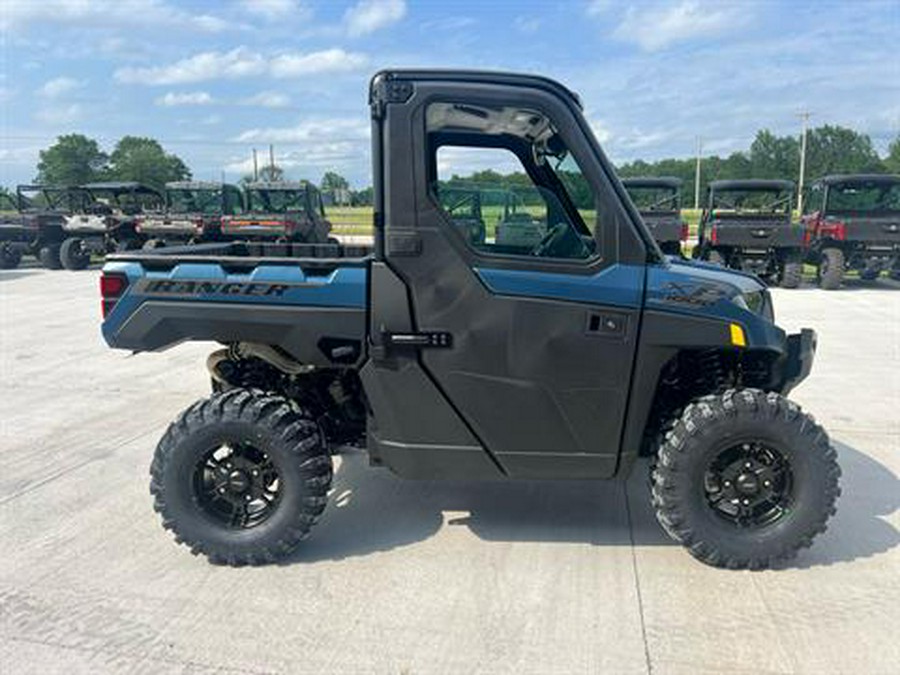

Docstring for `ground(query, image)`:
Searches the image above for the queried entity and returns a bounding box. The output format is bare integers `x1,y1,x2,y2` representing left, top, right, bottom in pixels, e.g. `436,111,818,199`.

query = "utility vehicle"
100,70,839,569
61,182,163,269
0,185,83,269
137,181,245,248
495,189,547,249
621,177,687,256
802,174,900,288
436,186,487,245
695,180,804,288
221,181,332,243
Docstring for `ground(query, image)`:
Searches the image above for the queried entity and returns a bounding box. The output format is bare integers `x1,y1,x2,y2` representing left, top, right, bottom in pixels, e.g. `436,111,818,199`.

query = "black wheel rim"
704,441,794,528
192,442,282,529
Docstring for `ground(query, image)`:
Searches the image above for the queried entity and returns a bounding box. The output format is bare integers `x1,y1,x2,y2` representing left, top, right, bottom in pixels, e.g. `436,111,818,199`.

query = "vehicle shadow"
288,437,898,568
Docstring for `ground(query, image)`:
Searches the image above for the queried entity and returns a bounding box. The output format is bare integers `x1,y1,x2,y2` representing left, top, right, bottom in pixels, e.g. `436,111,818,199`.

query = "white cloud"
514,17,540,34
586,0,613,17
239,0,310,20
612,1,745,51
115,47,367,85
589,119,612,145
36,103,83,125
344,0,406,37
38,77,81,98
115,48,267,85
270,49,368,78
241,91,292,108
1,0,229,33
233,118,369,144
156,91,215,106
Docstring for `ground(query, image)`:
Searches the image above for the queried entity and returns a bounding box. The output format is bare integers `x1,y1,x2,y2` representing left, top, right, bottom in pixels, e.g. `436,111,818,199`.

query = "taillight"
680,221,689,241
822,218,846,241
195,217,205,234
709,225,718,244
100,272,128,318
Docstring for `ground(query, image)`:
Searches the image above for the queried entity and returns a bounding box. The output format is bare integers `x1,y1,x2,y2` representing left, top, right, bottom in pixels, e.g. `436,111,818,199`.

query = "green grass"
326,206,800,241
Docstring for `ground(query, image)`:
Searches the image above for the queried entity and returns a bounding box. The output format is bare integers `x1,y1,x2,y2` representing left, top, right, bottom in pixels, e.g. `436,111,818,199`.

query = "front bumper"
781,328,817,394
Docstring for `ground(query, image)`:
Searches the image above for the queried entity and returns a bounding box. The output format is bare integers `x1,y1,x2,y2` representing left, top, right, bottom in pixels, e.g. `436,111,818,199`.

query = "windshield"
826,181,900,213
625,185,679,212
438,188,481,219
711,188,791,215
168,189,222,215
246,189,306,213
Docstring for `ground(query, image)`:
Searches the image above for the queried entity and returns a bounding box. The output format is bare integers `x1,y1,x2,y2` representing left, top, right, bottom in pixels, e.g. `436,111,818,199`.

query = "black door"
373,76,648,479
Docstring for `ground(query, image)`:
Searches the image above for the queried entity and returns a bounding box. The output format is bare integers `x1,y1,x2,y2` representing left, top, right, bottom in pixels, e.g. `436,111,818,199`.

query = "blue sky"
1,0,898,188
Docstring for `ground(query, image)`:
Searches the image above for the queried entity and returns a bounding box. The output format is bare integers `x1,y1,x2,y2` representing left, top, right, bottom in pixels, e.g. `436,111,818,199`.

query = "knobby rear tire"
150,388,332,566
818,247,844,290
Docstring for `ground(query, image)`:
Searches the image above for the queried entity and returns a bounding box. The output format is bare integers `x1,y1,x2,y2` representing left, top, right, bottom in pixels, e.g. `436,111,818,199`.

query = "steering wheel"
531,222,568,257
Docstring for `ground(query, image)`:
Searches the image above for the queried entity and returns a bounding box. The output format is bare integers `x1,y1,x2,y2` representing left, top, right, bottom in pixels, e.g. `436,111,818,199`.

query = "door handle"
383,331,453,348
586,312,627,337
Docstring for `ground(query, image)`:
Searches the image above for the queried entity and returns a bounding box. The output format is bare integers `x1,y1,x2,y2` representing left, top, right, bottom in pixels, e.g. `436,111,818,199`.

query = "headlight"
732,290,772,319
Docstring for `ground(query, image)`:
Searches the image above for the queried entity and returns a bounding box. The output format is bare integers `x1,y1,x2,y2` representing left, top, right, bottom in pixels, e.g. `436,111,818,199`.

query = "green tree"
36,134,107,185
320,171,349,192
804,125,884,179
749,130,799,180
884,134,900,174
106,136,190,190
240,164,287,185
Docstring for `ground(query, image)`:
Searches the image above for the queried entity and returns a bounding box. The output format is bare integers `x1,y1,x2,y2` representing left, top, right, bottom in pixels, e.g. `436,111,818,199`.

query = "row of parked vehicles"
623,173,900,289
0,180,334,270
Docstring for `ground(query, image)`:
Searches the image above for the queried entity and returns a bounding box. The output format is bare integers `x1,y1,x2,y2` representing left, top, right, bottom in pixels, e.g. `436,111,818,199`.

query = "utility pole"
252,148,258,181
797,111,812,214
693,136,702,210
269,144,275,176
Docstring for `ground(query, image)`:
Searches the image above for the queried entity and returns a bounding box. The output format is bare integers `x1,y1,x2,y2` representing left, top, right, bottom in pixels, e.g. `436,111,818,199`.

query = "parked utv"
622,177,687,256
100,70,839,570
802,174,900,288
495,189,547,249
137,181,244,248
61,182,163,269
436,186,487,245
694,179,804,288
221,181,332,243
0,185,82,269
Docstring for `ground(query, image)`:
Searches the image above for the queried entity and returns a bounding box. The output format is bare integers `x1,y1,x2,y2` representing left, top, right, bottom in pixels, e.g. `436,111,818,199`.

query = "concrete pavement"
0,266,897,674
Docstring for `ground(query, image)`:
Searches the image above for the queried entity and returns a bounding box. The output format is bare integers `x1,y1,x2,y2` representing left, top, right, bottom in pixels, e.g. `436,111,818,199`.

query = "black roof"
166,181,226,190
244,181,313,191
817,174,900,186
371,69,582,109
17,184,83,192
621,176,682,189
82,181,161,194
709,179,794,191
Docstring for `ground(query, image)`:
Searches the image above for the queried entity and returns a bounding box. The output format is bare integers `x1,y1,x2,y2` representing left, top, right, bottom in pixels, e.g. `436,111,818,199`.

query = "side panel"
102,260,368,366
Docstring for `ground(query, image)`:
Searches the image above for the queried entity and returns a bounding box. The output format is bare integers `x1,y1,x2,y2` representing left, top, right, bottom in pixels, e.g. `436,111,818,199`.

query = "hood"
646,256,766,319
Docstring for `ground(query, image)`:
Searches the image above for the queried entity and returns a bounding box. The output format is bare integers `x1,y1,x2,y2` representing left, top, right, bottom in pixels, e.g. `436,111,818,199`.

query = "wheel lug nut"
218,487,225,494
742,499,750,505
724,481,731,487
252,470,259,476
744,462,752,469
763,480,771,487
244,495,251,501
